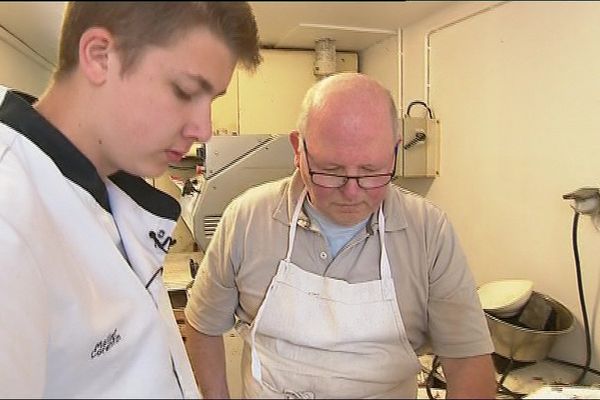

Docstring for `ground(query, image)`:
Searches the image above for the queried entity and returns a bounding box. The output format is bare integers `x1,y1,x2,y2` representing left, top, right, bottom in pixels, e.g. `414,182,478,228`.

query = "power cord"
424,355,526,399
545,211,591,385
424,195,596,397
406,100,434,119
570,211,592,384
547,357,600,378
425,355,444,400
494,210,593,388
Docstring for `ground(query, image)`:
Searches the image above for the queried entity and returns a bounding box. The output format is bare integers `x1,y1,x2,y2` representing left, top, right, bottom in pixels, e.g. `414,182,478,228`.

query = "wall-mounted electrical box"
398,101,441,178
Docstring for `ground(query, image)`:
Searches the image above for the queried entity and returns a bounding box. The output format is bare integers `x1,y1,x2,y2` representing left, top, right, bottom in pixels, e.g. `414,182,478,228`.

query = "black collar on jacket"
0,89,179,221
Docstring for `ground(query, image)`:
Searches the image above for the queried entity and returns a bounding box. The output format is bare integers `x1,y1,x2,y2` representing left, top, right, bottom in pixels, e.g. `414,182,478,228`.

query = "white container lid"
478,279,533,317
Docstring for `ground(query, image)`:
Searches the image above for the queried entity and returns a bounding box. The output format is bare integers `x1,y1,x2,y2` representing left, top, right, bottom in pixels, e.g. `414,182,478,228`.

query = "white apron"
237,190,421,399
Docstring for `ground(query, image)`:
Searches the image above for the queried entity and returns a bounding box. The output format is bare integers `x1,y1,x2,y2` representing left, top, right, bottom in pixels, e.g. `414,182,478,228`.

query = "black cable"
496,383,526,399
498,357,515,388
547,357,600,378
406,100,434,119
494,357,529,399
425,355,442,400
570,211,592,385
423,212,593,396
424,354,528,399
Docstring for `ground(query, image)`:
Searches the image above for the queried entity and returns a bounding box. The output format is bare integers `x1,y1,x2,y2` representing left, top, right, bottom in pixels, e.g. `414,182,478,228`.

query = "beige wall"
0,28,52,96
361,0,600,374
360,34,400,111
211,49,359,136
238,49,317,135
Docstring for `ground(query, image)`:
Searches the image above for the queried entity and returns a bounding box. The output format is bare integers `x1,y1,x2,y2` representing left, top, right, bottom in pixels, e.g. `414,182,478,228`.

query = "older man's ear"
289,130,302,169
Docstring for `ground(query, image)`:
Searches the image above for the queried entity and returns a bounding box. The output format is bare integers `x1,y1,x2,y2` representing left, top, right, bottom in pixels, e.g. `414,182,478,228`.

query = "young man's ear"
78,27,114,85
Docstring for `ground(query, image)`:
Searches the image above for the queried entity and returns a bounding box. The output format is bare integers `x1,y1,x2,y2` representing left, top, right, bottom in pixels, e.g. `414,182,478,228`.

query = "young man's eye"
173,85,192,101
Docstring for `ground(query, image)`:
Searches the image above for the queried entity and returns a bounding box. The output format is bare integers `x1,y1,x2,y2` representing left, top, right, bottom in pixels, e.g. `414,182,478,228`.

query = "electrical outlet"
563,187,600,215
400,116,440,178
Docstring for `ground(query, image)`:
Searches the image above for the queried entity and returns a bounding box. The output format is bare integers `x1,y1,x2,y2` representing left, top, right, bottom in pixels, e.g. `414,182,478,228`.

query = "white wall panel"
403,1,600,374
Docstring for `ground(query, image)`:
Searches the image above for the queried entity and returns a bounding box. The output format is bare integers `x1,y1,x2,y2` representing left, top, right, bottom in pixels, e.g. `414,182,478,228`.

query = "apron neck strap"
378,204,392,280
285,188,307,262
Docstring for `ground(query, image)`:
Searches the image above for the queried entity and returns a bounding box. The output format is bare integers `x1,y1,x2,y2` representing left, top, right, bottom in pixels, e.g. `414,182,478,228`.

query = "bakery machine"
179,134,295,252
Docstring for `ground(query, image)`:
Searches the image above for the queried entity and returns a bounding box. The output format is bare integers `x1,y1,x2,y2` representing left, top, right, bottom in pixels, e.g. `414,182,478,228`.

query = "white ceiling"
0,1,451,67
250,1,451,51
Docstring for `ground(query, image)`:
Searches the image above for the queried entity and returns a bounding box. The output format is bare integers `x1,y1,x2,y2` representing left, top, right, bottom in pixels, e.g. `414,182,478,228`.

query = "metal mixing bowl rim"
484,291,574,335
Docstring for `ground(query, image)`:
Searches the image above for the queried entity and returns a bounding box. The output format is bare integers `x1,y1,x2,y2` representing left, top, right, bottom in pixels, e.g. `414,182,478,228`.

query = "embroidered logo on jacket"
91,329,122,359
149,229,177,253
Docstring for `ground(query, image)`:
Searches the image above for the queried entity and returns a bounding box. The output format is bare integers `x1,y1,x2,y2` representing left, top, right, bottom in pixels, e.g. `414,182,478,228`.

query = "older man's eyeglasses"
302,139,397,189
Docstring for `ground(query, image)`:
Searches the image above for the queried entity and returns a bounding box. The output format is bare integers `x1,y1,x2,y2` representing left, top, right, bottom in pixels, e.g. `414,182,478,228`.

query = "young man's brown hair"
54,1,262,81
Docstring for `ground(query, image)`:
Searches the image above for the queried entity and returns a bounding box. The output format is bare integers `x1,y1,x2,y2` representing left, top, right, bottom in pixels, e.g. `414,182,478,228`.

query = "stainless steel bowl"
485,291,574,362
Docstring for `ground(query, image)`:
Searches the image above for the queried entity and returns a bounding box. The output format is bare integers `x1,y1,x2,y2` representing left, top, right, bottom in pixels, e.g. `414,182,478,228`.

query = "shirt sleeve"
184,198,241,335
0,219,49,397
426,213,494,358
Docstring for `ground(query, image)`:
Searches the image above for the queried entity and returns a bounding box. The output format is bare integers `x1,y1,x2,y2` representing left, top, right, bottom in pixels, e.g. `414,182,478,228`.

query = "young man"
184,73,497,399
0,2,260,398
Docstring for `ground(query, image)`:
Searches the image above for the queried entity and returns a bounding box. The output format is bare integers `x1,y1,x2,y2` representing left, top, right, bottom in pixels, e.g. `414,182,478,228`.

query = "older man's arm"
440,354,497,399
184,322,230,399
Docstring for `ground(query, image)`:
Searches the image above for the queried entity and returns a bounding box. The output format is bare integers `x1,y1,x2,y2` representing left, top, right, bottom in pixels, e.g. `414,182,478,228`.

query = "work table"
417,353,600,399
163,251,202,293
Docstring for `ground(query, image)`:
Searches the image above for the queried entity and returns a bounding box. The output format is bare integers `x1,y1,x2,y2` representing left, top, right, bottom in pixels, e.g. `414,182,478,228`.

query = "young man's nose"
183,104,213,142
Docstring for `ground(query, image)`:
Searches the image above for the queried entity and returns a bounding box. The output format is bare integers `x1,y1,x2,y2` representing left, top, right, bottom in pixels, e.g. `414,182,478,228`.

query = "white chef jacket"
0,87,199,398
